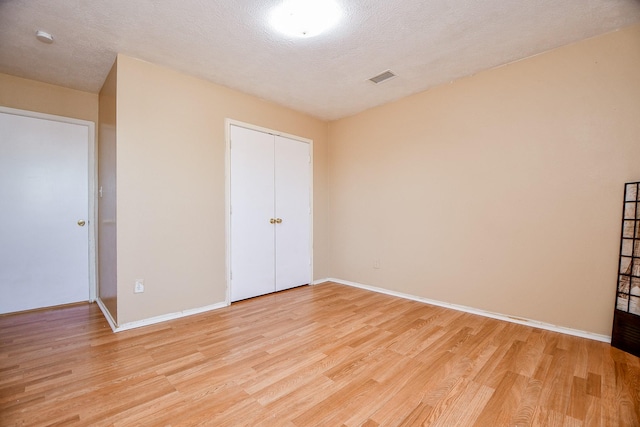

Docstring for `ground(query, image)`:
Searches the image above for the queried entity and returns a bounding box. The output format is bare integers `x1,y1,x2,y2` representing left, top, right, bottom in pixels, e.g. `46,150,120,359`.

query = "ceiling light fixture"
270,0,342,38
35,30,54,44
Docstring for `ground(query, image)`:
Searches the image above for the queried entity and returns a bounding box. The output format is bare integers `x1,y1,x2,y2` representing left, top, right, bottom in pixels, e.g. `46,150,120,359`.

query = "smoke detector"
35,30,54,44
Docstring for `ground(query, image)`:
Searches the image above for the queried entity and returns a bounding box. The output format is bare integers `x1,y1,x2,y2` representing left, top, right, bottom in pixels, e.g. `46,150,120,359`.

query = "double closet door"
230,124,311,302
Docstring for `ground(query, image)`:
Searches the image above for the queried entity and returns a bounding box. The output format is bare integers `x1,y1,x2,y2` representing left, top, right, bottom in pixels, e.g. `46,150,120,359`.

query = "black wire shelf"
612,181,640,357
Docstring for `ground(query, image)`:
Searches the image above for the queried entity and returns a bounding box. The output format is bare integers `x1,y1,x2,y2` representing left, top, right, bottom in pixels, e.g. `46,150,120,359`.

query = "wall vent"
368,70,396,84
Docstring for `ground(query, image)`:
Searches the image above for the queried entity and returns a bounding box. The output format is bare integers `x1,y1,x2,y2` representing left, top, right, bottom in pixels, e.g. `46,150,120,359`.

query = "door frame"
0,106,97,303
225,119,313,304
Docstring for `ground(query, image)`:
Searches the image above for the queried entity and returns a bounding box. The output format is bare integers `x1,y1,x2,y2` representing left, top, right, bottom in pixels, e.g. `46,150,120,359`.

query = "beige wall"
98,62,118,321
115,54,328,324
0,73,97,124
328,24,640,336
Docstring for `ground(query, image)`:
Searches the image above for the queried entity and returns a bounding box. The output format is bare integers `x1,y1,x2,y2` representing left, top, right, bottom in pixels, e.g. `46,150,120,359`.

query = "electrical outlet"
373,259,381,269
134,279,144,293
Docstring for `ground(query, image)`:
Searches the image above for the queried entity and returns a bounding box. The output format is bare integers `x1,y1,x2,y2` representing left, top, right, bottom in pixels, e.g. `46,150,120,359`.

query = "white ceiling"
1,0,640,121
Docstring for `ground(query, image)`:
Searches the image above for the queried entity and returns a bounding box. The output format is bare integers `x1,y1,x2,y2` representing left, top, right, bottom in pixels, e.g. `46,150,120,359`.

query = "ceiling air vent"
368,70,396,84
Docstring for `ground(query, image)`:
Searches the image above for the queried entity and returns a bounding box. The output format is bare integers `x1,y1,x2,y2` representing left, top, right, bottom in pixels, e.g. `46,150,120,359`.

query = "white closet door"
230,125,276,302
0,112,89,313
274,135,311,291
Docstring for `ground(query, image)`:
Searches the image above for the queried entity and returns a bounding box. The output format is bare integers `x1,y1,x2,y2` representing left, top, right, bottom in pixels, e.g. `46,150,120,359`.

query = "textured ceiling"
1,0,640,120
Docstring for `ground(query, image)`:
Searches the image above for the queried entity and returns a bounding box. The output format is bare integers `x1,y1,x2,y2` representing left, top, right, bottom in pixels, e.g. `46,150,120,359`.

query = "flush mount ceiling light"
35,30,54,44
270,0,342,38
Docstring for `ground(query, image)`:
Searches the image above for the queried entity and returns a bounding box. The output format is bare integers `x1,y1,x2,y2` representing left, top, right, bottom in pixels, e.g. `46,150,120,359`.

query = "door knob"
77,219,86,227
270,218,276,224
275,218,282,224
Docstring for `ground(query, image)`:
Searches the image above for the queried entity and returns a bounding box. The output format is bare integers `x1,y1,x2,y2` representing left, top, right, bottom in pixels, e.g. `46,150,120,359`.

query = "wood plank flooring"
1,282,639,426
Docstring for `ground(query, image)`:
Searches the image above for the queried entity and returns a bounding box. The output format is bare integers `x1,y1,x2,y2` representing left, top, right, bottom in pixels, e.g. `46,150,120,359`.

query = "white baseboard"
327,278,611,343
96,298,118,332
96,298,228,333
96,278,610,342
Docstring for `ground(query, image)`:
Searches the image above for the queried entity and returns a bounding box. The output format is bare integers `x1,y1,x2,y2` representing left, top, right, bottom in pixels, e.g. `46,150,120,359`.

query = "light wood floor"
1,282,639,426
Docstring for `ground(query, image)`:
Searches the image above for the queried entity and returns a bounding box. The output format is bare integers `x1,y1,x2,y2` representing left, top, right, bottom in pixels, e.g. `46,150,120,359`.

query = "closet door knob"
275,218,283,224
270,218,276,224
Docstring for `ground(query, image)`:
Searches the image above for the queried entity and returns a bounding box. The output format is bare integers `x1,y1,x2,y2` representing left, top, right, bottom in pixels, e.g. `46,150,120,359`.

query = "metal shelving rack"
611,181,640,357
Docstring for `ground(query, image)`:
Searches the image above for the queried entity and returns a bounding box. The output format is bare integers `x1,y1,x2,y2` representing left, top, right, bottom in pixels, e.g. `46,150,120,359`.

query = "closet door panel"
230,125,275,301
274,135,311,291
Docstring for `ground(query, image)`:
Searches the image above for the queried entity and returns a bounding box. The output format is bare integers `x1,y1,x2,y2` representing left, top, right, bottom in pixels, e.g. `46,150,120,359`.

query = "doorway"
0,107,96,313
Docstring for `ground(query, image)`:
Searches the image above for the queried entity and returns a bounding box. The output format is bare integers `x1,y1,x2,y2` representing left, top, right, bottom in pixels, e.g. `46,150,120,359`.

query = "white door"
229,125,311,302
230,125,276,302
274,135,310,291
0,111,90,313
